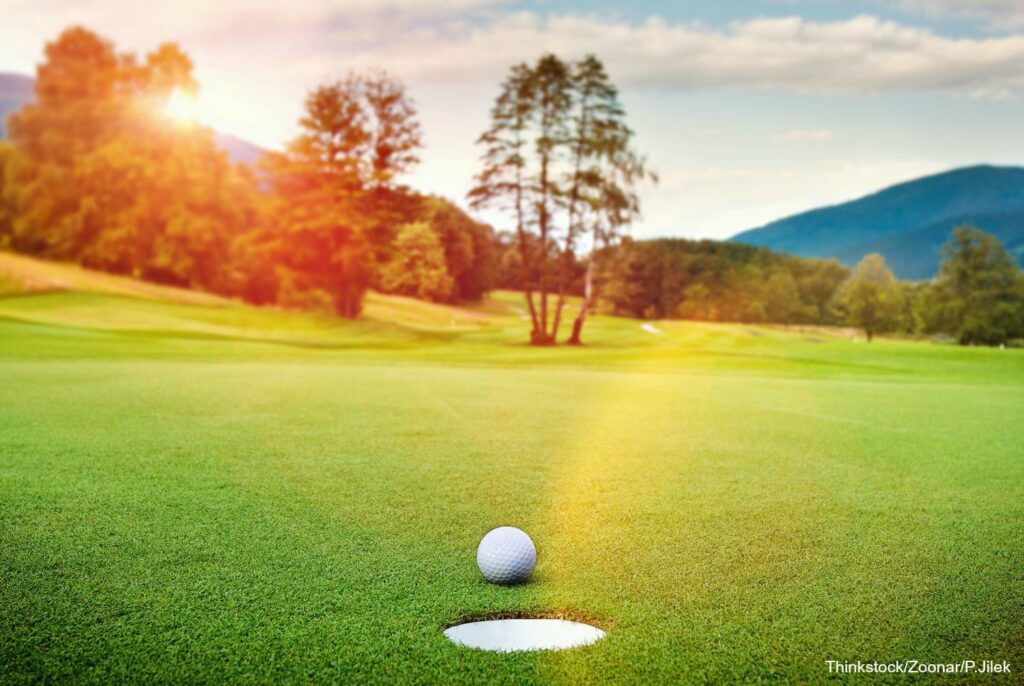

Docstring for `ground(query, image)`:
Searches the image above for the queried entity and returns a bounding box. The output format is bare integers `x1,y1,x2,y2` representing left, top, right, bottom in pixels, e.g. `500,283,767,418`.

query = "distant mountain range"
0,71,262,165
732,165,1024,279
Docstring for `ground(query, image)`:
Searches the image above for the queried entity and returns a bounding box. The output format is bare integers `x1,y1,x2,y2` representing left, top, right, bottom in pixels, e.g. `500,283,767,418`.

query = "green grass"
1,253,1023,684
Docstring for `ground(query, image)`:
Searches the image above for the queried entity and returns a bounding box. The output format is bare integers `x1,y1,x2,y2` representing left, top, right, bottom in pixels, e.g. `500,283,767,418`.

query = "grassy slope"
1,253,1022,684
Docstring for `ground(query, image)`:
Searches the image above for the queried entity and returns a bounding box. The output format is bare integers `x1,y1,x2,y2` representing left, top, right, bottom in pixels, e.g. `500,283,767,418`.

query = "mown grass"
1,253,1022,684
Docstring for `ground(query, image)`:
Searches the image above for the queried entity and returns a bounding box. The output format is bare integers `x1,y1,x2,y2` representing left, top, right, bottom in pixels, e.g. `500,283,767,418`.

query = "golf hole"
444,618,606,653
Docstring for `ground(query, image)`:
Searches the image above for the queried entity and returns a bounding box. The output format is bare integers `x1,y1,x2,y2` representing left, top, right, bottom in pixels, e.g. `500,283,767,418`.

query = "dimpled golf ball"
477,526,536,585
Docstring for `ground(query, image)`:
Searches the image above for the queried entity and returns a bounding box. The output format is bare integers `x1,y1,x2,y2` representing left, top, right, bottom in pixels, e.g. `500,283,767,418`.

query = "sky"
3,0,1024,239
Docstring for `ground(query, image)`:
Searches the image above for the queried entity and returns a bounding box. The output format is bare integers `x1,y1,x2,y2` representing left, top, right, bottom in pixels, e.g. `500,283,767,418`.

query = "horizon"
3,1,1024,239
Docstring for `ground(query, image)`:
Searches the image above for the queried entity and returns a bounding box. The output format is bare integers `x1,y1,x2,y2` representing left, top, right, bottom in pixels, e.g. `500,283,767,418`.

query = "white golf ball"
477,526,537,585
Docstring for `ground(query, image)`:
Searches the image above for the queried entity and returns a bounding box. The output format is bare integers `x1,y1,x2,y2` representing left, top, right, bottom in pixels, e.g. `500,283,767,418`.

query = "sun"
163,89,199,124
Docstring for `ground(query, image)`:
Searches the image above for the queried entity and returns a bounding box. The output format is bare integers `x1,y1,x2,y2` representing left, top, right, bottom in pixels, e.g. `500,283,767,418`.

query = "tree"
419,197,497,302
563,56,653,345
3,27,254,291
379,222,454,302
469,64,540,335
593,239,847,326
529,55,573,344
471,54,651,345
926,226,1024,345
260,73,422,318
832,253,904,341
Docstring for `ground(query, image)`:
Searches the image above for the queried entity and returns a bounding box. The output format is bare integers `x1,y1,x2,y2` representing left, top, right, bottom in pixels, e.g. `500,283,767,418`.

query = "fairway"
1,257,1023,683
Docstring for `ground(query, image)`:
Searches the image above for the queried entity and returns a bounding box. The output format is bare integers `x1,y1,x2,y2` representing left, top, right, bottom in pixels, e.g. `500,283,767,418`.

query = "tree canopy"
470,53,652,345
379,222,453,302
832,253,904,341
926,226,1024,345
2,27,253,290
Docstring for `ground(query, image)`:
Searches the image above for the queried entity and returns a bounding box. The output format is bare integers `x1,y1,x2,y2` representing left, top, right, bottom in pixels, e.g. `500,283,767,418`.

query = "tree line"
0,27,1020,347
594,228,1024,345
0,27,497,319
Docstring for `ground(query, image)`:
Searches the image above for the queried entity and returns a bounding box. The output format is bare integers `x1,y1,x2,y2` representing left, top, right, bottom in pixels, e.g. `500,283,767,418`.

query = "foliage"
470,54,651,345
2,27,255,291
925,226,1024,345
416,197,497,302
252,73,422,318
378,221,453,302
596,238,849,324
832,253,904,341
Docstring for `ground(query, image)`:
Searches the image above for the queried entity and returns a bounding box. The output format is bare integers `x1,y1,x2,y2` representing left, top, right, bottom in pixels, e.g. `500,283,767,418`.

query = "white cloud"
379,13,1024,98
777,129,835,142
894,0,1024,29
8,6,1024,105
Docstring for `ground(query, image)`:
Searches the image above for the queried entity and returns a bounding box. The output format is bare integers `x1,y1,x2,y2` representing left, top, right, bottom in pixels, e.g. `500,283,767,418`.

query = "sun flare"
163,89,199,124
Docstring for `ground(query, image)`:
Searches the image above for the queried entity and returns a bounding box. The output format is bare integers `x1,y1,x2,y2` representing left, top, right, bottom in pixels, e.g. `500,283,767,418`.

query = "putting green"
1,254,1022,683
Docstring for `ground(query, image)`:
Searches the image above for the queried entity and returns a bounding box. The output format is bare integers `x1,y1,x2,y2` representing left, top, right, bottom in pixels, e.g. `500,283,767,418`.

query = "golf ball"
477,526,536,585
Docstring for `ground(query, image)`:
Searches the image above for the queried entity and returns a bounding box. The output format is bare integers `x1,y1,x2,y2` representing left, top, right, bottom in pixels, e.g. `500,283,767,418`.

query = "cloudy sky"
4,0,1024,238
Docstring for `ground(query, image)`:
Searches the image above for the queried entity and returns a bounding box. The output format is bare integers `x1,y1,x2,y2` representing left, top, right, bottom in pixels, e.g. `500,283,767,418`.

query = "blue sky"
3,0,1024,238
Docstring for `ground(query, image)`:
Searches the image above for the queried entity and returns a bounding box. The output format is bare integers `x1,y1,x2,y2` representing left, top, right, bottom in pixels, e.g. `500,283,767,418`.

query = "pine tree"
469,63,542,337
471,54,651,345
563,55,653,344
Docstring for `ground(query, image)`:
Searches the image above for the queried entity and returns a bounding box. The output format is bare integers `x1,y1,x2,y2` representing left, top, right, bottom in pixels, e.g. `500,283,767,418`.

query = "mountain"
212,132,263,165
835,209,1024,280
731,165,1024,278
0,71,263,165
0,73,33,138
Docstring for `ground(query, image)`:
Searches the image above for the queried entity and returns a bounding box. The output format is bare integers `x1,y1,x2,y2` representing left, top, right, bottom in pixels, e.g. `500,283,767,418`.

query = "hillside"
0,251,504,347
836,209,1024,280
2,250,961,372
0,71,262,165
731,165,1024,278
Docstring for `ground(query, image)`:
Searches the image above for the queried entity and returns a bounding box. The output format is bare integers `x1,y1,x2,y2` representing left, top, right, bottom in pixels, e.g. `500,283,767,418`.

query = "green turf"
1,256,1023,683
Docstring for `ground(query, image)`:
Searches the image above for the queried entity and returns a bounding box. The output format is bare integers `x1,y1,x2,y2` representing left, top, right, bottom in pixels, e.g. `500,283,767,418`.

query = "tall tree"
260,73,422,318
530,55,572,345
833,253,904,341
926,226,1024,345
4,27,252,290
563,56,653,344
471,54,650,345
469,63,541,337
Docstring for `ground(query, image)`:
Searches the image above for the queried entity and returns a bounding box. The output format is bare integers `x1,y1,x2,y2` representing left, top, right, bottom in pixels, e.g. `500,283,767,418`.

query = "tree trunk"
524,289,539,335
567,257,594,345
511,131,540,339
552,253,569,339
538,163,550,344
551,279,566,341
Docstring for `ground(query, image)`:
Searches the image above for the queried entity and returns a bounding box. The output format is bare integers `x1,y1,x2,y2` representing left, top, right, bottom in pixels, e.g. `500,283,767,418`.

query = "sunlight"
163,89,199,124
